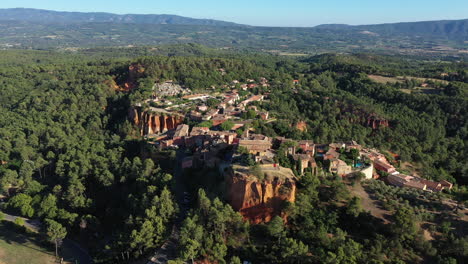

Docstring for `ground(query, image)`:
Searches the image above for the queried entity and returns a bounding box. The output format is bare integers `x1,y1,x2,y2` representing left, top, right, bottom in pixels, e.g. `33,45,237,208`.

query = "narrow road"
1,210,93,264
1,211,41,231
147,149,188,264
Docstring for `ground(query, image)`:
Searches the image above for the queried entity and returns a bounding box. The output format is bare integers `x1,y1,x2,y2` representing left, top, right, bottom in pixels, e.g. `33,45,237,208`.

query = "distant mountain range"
0,8,242,26
0,8,466,57
317,19,468,39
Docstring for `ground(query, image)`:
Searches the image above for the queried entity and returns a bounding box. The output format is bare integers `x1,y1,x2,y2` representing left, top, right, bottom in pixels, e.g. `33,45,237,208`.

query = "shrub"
14,217,25,226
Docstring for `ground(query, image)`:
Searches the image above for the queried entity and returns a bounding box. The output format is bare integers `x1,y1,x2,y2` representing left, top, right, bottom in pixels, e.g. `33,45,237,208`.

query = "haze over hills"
0,8,466,57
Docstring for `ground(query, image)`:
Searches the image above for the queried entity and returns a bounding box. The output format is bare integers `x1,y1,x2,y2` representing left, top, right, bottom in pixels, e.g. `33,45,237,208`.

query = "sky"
1,0,467,27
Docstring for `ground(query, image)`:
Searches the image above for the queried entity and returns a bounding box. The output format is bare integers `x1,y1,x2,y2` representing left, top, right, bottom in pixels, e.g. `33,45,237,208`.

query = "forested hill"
317,19,468,39
0,8,242,26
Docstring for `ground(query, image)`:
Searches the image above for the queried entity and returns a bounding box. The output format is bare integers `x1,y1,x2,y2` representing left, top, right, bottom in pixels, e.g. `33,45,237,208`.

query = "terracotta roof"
173,124,189,137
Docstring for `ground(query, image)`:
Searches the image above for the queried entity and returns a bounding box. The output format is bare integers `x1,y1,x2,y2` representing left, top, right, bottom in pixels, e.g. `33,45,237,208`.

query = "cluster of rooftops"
143,78,452,192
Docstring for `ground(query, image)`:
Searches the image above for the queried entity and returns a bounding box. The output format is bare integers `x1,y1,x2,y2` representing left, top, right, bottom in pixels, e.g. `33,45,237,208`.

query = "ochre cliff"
338,103,390,130
129,107,184,136
295,121,308,132
122,63,146,91
225,167,296,224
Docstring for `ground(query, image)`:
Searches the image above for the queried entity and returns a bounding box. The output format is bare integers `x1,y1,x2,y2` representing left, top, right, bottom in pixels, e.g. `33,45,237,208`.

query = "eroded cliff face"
123,63,145,91
338,104,390,130
226,169,296,224
295,121,308,132
129,107,184,136
366,116,389,130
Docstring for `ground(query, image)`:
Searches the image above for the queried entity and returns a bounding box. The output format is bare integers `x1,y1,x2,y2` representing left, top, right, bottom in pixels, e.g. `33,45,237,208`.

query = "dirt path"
349,182,392,224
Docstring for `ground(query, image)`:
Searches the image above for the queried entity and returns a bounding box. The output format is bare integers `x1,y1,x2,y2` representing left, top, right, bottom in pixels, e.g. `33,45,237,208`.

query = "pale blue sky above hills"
1,0,467,27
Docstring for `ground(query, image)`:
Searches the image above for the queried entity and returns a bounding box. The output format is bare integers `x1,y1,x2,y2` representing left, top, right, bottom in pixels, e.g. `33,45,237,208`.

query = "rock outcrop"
123,63,145,91
295,121,308,132
129,107,184,136
338,104,390,130
225,165,296,224
366,115,389,130
154,81,191,97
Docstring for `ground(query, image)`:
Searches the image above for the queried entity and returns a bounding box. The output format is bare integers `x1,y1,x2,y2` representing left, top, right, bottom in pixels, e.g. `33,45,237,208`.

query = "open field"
368,74,447,94
0,221,57,264
0,220,82,264
348,182,391,224
368,74,449,85
368,74,403,84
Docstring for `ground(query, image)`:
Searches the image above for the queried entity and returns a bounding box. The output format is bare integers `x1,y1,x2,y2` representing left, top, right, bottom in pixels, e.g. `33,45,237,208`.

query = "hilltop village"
128,75,454,222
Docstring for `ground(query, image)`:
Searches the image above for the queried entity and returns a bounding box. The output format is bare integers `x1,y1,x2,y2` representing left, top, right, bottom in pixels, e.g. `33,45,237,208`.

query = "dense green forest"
0,47,466,263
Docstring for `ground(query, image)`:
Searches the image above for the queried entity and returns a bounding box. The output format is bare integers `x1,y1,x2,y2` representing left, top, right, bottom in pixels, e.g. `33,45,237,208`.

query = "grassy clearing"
0,221,79,264
0,221,56,264
368,74,402,84
348,182,392,224
278,52,309,56
368,74,448,85
368,74,446,95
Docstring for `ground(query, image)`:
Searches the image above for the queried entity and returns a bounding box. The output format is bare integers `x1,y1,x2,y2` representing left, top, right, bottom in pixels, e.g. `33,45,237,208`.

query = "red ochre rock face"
122,63,146,91
225,168,296,224
366,116,389,129
295,121,308,132
338,104,390,130
129,107,184,136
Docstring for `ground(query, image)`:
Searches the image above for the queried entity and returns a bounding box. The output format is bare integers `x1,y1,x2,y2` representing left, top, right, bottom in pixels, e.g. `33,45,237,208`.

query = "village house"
239,95,264,107
189,110,203,121
387,174,452,192
211,114,230,126
223,105,244,116
197,105,208,112
238,133,272,156
182,94,211,101
292,154,318,174
373,159,397,174
204,130,237,145
329,158,353,176
202,109,220,121
360,148,397,174
324,148,340,160
357,163,374,179
345,140,362,151
255,150,276,164
185,127,210,147
223,91,240,105
172,124,190,146
298,140,315,154
314,144,329,158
